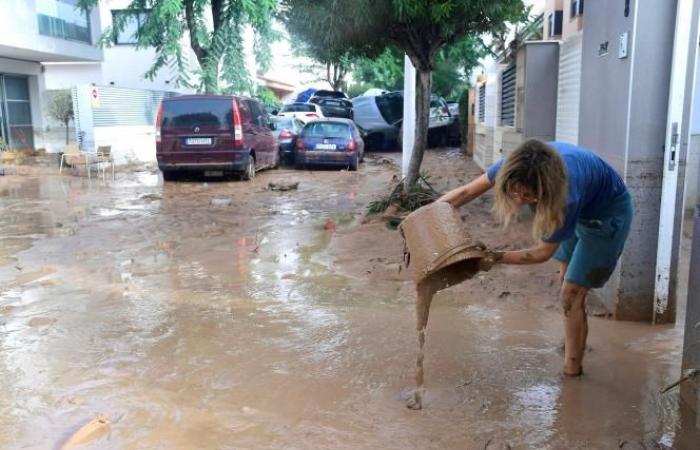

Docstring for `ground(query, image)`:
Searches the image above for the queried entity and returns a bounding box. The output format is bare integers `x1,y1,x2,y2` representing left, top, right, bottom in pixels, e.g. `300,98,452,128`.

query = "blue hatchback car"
294,118,365,171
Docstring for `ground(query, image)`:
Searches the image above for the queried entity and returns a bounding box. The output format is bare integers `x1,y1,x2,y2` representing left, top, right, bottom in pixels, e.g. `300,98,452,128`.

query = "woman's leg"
561,281,589,375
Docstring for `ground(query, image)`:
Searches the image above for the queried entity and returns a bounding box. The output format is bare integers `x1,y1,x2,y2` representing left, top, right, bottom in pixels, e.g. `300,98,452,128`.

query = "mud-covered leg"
561,281,589,376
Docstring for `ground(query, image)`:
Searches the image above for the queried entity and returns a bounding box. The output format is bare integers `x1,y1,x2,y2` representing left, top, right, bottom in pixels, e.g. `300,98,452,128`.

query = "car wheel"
349,157,358,171
242,154,256,181
162,170,178,182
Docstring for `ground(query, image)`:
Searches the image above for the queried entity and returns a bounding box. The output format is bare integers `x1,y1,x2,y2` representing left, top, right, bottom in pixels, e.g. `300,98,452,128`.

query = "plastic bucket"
399,201,486,288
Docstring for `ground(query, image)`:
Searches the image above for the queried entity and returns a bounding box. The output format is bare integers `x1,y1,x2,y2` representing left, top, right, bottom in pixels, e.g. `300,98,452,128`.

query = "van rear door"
160,98,235,155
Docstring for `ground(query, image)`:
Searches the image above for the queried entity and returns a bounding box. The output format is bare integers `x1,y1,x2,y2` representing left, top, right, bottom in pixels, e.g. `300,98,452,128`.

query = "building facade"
0,0,102,151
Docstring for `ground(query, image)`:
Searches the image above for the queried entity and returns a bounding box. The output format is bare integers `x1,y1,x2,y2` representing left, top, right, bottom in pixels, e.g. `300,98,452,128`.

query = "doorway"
0,74,34,150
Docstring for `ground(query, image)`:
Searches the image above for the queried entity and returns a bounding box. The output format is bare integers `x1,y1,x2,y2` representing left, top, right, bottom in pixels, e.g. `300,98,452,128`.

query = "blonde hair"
493,140,567,239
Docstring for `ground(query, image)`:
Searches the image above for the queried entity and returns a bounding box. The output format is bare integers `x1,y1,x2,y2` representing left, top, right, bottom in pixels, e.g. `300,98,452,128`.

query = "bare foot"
563,366,584,377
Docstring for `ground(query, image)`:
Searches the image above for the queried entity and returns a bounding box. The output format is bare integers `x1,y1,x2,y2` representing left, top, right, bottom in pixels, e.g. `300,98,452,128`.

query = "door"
654,0,700,323
555,32,582,144
247,100,274,167
0,75,34,150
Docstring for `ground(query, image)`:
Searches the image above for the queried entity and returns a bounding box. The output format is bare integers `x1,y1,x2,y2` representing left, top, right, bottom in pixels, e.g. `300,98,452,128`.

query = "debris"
60,414,111,449
498,291,511,298
210,198,232,207
268,181,299,191
323,220,336,231
660,368,700,394
140,193,162,202
28,317,55,328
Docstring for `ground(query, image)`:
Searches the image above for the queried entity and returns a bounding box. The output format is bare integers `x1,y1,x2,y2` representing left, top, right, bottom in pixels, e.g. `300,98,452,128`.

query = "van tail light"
442,106,450,115
155,103,163,143
346,138,356,152
279,129,293,139
232,100,243,146
305,113,319,118
296,138,305,150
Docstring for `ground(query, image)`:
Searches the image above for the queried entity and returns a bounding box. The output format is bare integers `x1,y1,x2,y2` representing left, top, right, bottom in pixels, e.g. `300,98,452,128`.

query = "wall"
523,42,559,141
579,0,677,321
687,54,700,210
562,0,584,39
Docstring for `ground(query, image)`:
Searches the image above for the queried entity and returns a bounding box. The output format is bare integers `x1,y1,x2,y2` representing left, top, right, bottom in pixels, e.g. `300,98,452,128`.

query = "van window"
162,99,233,130
303,122,350,138
281,103,315,113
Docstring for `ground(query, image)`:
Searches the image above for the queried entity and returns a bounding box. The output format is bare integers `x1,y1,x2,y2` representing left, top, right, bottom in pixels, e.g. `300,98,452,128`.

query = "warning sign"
90,87,100,107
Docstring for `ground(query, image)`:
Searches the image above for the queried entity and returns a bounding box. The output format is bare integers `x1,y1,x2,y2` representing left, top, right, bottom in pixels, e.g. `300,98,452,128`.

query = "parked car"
352,91,454,150
277,102,324,123
294,118,365,171
156,95,278,181
446,100,459,116
271,116,304,165
309,90,349,101
310,97,354,119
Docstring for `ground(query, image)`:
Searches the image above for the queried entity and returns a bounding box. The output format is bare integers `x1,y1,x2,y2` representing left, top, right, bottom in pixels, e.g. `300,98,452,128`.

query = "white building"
0,0,102,151
0,0,304,153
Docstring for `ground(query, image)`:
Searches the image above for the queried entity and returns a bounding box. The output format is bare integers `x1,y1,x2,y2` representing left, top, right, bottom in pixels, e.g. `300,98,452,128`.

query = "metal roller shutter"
555,34,582,144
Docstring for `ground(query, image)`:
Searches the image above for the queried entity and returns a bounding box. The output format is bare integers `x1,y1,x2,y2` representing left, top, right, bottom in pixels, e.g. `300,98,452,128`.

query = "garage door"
555,33,582,145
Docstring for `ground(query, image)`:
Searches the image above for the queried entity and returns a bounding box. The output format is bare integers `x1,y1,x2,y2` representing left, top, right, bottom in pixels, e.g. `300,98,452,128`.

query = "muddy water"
1,152,699,449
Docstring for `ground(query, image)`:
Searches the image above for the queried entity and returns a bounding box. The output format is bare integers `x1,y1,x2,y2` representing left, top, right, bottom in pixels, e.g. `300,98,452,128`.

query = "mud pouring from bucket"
399,201,491,410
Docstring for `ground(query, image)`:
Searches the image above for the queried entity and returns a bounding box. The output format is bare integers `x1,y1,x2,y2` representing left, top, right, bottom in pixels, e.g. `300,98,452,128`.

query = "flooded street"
1,150,698,449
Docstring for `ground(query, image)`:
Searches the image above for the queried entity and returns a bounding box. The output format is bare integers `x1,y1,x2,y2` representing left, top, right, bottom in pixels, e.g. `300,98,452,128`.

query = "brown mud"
399,201,486,410
1,150,699,449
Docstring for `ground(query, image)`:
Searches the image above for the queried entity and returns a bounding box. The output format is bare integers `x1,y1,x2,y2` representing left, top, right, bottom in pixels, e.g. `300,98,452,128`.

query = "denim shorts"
553,192,634,289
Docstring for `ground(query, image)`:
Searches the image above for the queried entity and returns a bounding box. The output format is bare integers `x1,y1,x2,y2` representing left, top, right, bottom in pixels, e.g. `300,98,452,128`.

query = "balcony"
37,0,92,44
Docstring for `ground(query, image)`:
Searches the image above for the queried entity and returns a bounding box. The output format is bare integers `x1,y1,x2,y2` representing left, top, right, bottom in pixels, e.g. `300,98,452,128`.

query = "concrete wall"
579,0,677,321
523,42,559,141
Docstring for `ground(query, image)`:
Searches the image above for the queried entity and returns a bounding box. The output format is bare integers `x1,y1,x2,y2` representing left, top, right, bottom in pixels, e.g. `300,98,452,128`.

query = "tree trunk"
404,69,431,192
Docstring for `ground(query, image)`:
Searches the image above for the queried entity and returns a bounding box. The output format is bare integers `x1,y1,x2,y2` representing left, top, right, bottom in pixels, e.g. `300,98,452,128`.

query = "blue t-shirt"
486,142,627,243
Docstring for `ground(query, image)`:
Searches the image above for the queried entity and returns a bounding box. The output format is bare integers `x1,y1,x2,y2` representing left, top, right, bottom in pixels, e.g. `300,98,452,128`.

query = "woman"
439,139,633,376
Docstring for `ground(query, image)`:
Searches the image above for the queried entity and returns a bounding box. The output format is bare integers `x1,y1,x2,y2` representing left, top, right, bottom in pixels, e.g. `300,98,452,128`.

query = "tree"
46,90,74,145
352,38,487,99
79,0,277,94
282,0,525,191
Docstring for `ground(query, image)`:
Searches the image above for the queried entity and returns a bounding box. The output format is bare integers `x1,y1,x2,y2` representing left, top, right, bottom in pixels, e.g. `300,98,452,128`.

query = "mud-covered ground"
0,149,697,449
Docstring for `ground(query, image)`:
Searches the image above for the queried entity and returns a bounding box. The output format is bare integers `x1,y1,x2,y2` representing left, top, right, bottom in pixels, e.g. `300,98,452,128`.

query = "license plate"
315,143,337,150
204,171,223,177
186,137,212,145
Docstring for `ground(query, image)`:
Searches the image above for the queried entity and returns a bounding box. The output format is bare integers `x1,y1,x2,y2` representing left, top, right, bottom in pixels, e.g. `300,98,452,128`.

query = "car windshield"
161,99,233,130
281,104,315,113
303,122,350,138
375,94,403,125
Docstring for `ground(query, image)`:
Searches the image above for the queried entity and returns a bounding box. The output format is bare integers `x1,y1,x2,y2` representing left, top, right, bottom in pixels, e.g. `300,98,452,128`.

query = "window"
500,64,516,127
112,10,150,45
37,0,91,44
549,11,563,36
280,103,315,113
303,122,350,138
571,0,584,18
161,99,233,130
478,84,485,123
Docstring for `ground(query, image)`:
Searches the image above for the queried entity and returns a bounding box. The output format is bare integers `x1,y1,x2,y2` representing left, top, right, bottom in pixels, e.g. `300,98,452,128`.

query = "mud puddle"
0,151,698,449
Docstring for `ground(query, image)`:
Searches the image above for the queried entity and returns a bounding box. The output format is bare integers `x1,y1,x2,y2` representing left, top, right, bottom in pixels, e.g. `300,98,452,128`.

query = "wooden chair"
95,145,115,181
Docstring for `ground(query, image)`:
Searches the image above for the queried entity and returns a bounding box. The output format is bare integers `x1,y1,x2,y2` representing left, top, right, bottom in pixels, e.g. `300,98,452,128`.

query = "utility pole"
402,55,416,178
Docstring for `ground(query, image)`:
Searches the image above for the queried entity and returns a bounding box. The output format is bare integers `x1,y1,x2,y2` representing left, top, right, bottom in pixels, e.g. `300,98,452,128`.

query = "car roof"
163,94,252,102
304,118,355,125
